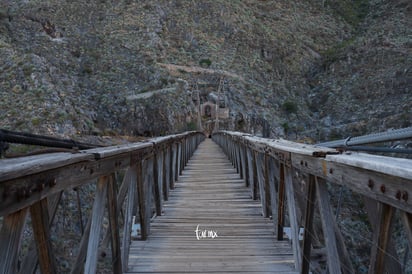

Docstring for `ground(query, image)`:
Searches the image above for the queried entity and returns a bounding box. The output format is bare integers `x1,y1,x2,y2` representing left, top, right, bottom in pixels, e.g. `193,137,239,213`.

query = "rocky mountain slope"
0,0,410,141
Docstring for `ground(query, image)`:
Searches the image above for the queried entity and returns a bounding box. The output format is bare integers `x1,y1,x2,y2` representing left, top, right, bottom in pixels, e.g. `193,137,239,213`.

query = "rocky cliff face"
0,0,410,141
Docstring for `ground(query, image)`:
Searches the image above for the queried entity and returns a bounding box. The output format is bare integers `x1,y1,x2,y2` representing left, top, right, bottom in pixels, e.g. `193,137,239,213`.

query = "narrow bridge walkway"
126,139,296,273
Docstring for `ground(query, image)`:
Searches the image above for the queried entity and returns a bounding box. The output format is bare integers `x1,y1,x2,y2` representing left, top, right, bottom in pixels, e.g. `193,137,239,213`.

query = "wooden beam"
19,192,62,274
400,211,412,251
84,176,108,274
30,198,57,274
107,175,122,273
153,150,164,216
285,165,302,271
315,177,341,274
255,152,268,217
122,166,138,271
368,202,395,274
301,175,316,274
292,154,412,214
138,158,153,240
277,163,285,241
263,154,272,218
267,156,279,231
364,197,402,273
0,208,28,274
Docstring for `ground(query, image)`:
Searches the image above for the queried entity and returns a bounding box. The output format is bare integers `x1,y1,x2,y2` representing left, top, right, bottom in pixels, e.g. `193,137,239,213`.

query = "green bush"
199,58,212,68
282,101,298,114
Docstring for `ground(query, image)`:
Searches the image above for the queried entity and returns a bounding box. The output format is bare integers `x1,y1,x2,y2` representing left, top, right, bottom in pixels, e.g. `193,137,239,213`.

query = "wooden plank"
127,139,296,273
368,201,395,274
315,177,341,274
122,166,138,271
153,150,163,216
138,158,153,240
292,154,412,214
277,163,286,241
364,198,402,273
267,156,279,230
70,211,92,274
285,166,301,270
0,154,131,217
107,175,122,273
30,198,57,274
0,208,28,274
84,176,108,274
0,152,94,181
400,211,412,250
19,192,62,274
84,142,152,159
301,175,316,274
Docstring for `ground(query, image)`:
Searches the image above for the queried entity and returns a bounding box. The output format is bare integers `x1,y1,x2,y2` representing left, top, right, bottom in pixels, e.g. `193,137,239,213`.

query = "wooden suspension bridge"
0,131,412,273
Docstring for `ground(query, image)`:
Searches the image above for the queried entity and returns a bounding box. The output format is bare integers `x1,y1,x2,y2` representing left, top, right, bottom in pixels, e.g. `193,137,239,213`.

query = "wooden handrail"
0,131,205,274
213,131,412,274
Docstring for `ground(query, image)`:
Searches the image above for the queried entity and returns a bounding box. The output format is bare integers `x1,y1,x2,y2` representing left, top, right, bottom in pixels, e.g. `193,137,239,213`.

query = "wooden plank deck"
126,139,296,273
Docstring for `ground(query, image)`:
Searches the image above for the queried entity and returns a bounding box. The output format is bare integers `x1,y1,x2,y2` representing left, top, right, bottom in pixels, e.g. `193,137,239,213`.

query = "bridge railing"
213,131,412,274
0,131,205,274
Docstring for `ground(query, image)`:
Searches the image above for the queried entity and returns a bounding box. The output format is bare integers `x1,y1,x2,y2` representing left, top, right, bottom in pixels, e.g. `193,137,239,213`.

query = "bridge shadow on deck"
126,139,296,274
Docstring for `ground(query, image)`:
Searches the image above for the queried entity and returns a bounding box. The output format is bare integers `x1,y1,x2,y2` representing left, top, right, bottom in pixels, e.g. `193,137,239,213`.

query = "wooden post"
164,146,171,199
251,151,259,200
401,212,412,250
367,200,397,274
277,163,286,241
315,177,341,274
178,141,183,175
255,152,268,217
19,192,63,274
171,143,177,189
162,146,169,201
30,198,57,274
267,156,279,231
285,165,302,270
84,176,108,274
122,166,138,271
242,145,250,187
107,175,122,274
0,208,28,274
263,153,272,218
138,157,153,240
153,149,163,216
301,174,316,274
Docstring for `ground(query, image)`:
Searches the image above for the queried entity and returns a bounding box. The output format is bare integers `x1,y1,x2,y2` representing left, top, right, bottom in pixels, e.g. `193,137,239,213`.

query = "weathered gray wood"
127,139,296,273
84,176,108,274
0,208,28,274
285,165,301,270
0,153,94,182
267,156,279,231
19,192,62,274
315,177,341,274
85,142,152,159
138,158,153,240
364,198,402,273
277,163,286,241
153,150,163,216
164,147,171,200
255,152,269,217
107,175,122,274
30,198,57,274
301,175,316,274
172,143,178,185
263,154,272,218
368,201,395,274
245,147,254,190
122,166,138,271
401,211,412,250
70,211,92,274
333,216,355,274
292,154,412,213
